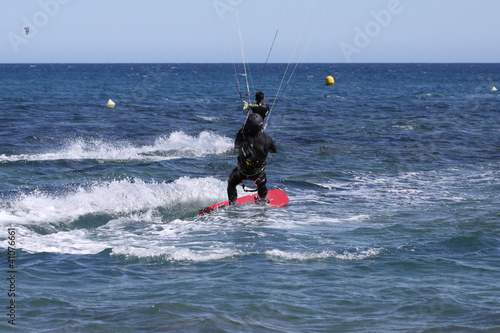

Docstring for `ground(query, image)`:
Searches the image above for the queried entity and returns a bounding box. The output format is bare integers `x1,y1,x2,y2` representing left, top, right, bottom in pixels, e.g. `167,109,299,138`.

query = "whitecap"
266,248,382,261
0,131,232,162
0,177,226,226
111,245,239,262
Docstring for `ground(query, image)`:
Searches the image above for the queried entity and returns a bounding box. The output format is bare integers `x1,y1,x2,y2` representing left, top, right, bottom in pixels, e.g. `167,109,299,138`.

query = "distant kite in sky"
24,27,29,35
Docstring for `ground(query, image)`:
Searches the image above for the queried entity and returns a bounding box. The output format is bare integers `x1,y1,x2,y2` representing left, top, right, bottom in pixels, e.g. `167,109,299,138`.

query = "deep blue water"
1,63,500,332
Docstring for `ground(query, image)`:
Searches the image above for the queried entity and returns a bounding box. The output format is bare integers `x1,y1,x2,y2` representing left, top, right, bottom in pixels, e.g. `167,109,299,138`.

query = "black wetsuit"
227,129,276,204
250,103,270,119
244,103,270,119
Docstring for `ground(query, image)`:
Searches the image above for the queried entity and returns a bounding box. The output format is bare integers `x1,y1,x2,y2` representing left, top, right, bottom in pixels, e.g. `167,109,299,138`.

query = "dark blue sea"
1,63,499,332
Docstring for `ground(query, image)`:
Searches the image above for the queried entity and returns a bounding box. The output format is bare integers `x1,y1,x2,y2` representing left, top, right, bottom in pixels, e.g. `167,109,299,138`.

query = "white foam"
0,131,232,162
266,248,382,261
195,115,226,121
392,124,416,131
0,176,233,259
1,175,297,259
7,225,240,260
13,228,108,255
0,177,226,226
3,212,240,260
263,212,371,229
315,169,478,207
111,245,238,262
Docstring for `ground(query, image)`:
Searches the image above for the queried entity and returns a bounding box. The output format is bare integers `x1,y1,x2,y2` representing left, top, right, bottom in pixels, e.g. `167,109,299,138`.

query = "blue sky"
2,0,500,63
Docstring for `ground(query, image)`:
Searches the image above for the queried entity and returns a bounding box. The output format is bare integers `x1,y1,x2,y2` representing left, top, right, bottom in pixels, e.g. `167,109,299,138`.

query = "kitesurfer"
227,113,276,205
243,91,270,119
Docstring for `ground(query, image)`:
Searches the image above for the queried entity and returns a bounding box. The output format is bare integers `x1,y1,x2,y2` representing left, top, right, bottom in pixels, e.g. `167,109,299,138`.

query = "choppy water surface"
1,63,499,332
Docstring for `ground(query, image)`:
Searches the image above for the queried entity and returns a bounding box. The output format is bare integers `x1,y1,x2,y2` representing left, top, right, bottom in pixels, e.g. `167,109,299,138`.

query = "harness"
237,132,266,176
238,157,266,176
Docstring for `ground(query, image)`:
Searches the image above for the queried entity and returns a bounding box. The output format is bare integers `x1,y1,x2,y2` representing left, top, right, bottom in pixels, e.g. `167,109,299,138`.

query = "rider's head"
255,91,265,104
246,113,263,133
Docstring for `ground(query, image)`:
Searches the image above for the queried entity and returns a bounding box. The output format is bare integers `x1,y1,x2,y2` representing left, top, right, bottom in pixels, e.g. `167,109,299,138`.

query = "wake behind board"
199,189,289,216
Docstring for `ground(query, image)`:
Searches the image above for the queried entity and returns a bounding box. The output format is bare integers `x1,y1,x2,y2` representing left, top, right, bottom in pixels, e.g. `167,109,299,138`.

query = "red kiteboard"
199,189,289,215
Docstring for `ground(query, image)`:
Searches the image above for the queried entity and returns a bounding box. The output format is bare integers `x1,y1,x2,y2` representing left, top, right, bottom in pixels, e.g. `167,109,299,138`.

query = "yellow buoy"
492,86,498,91
325,76,334,86
106,99,115,108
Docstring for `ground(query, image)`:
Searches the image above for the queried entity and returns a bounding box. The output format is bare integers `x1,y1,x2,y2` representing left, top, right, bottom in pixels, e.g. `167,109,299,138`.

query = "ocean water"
0,63,499,332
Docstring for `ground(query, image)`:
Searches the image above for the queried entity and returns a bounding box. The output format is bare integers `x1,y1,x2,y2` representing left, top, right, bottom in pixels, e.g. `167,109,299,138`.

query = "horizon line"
1,62,500,65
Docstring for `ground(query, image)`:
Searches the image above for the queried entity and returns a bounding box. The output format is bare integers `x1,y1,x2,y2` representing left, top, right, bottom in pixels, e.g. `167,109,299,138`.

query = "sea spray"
0,131,233,162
